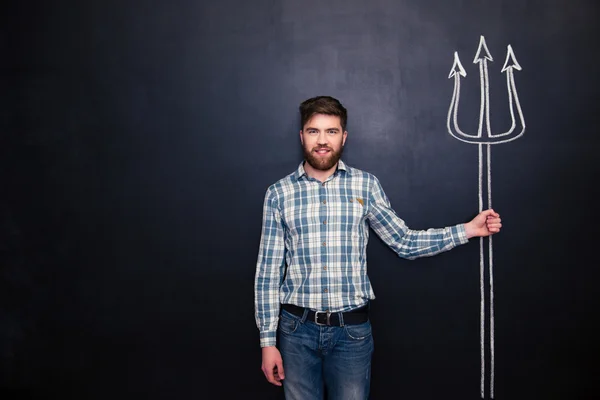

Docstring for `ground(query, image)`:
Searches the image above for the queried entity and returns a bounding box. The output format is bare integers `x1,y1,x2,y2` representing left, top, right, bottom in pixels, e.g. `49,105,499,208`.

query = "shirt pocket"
338,196,367,237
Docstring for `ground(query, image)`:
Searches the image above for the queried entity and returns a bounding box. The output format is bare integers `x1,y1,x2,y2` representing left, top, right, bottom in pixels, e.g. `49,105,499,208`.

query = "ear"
342,131,348,146
299,129,304,145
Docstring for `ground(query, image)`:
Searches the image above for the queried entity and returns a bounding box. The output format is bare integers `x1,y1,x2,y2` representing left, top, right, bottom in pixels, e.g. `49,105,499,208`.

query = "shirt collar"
294,159,351,181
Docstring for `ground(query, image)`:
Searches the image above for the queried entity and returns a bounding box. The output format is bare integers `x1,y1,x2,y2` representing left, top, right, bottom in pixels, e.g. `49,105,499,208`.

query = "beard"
303,144,344,171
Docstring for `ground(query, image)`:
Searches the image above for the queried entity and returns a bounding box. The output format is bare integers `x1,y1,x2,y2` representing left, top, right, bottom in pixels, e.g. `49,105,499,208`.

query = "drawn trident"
447,35,525,399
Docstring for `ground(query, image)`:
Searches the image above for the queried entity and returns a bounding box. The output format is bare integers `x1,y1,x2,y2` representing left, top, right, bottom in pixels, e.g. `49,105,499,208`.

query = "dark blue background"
2,0,598,398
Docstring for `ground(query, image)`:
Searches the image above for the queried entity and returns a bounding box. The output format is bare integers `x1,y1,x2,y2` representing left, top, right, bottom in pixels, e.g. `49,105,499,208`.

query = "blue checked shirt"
254,160,468,347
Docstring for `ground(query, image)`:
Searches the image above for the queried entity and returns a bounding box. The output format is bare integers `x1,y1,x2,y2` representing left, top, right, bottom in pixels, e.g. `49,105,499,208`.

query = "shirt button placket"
319,180,329,310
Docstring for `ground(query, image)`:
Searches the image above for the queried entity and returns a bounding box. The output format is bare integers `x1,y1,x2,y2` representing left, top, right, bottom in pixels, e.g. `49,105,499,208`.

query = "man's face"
300,114,348,171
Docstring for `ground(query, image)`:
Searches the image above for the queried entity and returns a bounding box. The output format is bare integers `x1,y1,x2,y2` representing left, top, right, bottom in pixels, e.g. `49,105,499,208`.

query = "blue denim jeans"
278,308,374,400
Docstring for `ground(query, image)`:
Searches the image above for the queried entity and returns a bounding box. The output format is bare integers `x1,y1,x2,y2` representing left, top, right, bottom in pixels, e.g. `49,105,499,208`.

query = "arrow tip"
449,51,467,78
473,35,493,63
501,44,522,72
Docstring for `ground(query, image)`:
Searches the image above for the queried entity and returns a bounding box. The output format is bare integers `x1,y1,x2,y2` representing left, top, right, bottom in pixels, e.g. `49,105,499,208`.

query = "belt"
281,303,369,326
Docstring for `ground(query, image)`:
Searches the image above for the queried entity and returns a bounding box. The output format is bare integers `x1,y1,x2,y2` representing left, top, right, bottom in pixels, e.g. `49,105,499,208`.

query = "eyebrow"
305,127,340,132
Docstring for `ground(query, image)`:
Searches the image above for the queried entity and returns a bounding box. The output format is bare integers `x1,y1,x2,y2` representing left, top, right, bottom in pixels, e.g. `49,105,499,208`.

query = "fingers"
468,210,502,238
486,215,502,233
483,208,500,218
276,360,285,382
262,364,279,386
261,347,285,387
474,209,499,227
261,361,275,385
272,364,285,386
262,362,284,386
487,225,501,233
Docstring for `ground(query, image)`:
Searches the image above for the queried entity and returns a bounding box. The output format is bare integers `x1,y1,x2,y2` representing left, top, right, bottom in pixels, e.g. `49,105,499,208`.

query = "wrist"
464,222,475,239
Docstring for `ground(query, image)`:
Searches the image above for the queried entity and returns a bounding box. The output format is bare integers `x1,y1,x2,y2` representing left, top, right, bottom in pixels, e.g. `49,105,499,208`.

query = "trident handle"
446,35,525,399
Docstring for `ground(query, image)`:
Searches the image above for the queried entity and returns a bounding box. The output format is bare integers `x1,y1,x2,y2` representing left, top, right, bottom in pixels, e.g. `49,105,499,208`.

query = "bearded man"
254,96,502,400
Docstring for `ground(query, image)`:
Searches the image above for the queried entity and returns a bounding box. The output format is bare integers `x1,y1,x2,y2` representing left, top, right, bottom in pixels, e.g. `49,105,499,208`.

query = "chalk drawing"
446,35,525,399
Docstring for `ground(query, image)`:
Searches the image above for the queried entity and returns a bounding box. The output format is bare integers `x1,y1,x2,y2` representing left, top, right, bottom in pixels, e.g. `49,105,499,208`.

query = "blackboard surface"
2,1,598,399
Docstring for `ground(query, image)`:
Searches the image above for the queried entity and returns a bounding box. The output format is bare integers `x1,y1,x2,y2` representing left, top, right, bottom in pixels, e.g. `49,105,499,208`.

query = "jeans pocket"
278,310,300,335
344,320,372,340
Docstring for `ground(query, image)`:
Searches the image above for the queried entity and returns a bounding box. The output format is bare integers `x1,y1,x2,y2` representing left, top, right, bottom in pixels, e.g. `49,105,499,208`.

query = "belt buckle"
314,310,331,326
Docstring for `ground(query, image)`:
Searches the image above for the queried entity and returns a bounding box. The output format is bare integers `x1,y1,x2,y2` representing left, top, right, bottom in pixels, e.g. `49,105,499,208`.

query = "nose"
317,131,328,145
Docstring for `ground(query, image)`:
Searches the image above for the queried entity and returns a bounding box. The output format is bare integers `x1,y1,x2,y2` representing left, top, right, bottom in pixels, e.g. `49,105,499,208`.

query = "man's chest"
280,184,369,237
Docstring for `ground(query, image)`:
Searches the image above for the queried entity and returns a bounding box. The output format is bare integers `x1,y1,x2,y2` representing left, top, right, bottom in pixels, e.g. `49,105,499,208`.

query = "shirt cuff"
452,224,469,246
260,330,277,348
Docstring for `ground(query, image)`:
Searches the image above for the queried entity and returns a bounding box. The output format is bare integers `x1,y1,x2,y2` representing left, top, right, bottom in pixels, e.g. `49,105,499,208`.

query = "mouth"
314,148,331,156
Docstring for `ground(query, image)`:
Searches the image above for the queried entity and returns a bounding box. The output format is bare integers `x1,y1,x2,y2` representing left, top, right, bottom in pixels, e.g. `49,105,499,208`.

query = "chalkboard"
2,0,598,399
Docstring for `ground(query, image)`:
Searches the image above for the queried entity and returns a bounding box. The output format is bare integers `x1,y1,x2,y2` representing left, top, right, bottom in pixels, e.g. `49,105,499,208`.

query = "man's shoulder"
263,169,300,199
269,172,296,189
344,163,379,183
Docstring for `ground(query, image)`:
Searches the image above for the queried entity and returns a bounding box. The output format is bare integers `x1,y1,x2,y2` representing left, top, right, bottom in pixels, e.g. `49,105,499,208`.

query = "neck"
303,161,338,182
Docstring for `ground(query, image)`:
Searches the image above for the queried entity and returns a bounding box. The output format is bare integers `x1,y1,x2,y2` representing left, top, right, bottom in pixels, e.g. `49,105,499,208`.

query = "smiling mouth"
314,148,331,155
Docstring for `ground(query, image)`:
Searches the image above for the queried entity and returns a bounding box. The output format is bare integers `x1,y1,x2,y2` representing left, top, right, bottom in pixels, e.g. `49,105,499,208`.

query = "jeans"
278,308,374,400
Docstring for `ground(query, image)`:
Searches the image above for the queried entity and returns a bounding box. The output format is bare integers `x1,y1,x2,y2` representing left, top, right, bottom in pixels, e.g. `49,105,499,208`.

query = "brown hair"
299,96,348,131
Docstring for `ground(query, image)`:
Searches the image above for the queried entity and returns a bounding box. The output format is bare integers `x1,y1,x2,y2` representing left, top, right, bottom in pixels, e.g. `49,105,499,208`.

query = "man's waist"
281,302,369,326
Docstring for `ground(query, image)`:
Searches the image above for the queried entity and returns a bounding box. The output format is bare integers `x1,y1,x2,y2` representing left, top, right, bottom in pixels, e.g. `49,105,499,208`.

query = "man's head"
299,96,348,172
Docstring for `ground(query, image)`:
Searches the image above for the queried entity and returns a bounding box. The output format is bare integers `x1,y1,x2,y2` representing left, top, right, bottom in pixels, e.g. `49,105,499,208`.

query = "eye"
327,130,337,135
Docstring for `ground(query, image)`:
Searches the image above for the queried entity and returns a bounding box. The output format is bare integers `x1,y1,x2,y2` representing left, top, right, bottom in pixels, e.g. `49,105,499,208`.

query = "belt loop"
338,311,345,327
300,307,309,324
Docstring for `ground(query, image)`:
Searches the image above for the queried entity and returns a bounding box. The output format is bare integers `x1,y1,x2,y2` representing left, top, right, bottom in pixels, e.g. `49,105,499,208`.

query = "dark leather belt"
281,303,369,326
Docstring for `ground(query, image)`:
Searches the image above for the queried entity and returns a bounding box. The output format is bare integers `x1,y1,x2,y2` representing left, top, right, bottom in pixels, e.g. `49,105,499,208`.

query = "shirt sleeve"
254,187,286,347
366,176,468,260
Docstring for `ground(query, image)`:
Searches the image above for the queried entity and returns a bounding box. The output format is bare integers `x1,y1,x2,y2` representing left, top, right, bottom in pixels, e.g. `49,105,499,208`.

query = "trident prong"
447,36,525,144
446,35,525,400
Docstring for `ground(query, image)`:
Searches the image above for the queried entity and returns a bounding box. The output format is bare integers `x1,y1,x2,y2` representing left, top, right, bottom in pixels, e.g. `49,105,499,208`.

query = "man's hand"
465,209,502,239
261,346,285,386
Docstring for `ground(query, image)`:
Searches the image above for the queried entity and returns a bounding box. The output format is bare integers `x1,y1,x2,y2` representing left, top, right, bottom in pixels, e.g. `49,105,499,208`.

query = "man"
254,96,502,399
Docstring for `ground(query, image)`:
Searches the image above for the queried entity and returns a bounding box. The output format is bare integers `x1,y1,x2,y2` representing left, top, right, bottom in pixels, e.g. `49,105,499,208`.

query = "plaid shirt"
254,160,468,347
